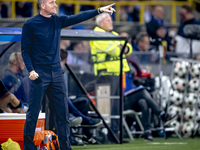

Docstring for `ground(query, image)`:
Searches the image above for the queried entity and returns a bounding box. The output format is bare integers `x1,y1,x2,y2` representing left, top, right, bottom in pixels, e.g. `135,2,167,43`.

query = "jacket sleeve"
21,23,34,72
59,9,99,28
126,55,142,76
146,19,159,39
126,43,133,55
120,41,132,55
91,40,133,57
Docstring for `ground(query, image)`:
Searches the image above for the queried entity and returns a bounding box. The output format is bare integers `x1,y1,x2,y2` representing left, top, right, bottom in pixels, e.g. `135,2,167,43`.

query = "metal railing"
1,0,192,24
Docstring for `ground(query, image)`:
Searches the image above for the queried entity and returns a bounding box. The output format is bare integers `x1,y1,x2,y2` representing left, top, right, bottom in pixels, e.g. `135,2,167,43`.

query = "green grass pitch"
72,138,200,150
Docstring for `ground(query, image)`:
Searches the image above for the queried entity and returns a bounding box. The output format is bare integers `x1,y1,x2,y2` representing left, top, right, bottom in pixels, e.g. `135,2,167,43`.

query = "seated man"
124,46,177,141
0,52,28,113
131,32,159,64
124,86,177,141
3,52,28,104
60,49,101,127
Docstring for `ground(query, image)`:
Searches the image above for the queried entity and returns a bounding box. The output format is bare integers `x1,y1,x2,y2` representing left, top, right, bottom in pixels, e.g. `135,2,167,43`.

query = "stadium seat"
123,110,144,141
102,110,144,141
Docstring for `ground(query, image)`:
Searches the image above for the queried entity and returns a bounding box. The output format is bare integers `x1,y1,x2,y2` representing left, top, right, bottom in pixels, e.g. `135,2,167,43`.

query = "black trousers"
24,64,71,150
72,96,93,138
72,96,90,116
124,89,162,130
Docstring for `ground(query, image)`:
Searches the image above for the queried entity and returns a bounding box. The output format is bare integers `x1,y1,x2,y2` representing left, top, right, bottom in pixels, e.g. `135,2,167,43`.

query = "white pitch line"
148,142,187,145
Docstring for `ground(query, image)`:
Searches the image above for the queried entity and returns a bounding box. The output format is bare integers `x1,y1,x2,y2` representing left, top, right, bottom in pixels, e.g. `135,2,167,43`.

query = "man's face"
73,43,84,52
41,0,57,15
156,27,166,38
17,2,26,8
100,15,113,32
154,6,164,20
180,8,187,22
138,36,150,51
17,54,25,71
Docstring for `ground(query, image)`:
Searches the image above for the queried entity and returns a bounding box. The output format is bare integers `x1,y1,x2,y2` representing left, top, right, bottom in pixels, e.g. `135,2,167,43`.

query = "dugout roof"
0,28,128,42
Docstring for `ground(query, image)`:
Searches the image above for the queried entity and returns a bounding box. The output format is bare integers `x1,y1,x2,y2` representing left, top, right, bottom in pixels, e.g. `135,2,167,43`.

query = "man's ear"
12,59,17,65
41,3,45,10
98,22,102,28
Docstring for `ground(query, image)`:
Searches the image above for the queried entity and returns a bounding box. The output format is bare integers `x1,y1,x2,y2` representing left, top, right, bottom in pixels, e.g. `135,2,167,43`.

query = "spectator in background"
177,5,200,37
153,25,172,51
133,32,150,52
0,1,8,18
80,4,95,12
80,1,95,21
68,41,84,52
127,5,139,22
120,6,129,21
67,41,86,64
67,40,92,72
146,5,166,38
144,5,153,23
132,32,159,63
59,3,74,15
127,5,153,23
60,40,85,65
119,32,132,44
146,5,172,51
68,26,91,67
3,52,28,104
175,5,200,54
147,5,166,35
15,2,32,17
71,25,91,52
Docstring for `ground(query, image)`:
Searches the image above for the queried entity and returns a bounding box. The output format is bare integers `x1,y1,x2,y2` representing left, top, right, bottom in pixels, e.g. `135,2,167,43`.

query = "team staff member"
21,0,116,149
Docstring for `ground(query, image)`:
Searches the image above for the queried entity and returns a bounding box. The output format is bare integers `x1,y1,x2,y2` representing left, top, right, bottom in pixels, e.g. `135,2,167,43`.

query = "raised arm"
60,3,116,28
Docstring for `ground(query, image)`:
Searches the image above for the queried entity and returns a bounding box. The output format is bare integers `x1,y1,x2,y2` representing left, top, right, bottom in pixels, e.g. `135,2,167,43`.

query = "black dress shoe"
161,113,178,126
144,130,154,141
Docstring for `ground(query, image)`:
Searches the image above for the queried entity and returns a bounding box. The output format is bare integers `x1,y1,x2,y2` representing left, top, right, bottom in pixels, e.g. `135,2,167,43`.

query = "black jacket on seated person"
147,18,172,50
146,17,160,39
177,18,200,38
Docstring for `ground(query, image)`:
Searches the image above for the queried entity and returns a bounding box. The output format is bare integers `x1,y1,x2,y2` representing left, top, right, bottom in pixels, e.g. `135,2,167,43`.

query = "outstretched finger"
108,3,115,7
